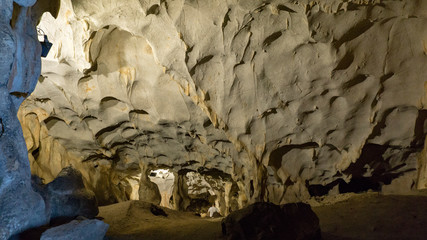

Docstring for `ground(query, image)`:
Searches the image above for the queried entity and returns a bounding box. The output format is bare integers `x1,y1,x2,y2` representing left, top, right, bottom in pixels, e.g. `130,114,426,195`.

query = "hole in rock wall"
148,169,175,208
186,171,219,213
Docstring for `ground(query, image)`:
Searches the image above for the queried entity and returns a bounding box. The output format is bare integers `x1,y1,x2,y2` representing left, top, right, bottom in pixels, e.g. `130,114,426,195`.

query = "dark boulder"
150,204,168,217
221,202,321,240
32,166,99,222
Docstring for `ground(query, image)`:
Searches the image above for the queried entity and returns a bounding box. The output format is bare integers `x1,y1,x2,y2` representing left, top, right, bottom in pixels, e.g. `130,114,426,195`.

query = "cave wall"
0,0,52,238
17,0,427,209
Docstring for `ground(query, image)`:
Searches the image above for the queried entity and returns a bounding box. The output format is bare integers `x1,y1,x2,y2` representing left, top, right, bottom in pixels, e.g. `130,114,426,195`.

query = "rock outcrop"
32,166,99,221
16,0,427,212
1,0,50,238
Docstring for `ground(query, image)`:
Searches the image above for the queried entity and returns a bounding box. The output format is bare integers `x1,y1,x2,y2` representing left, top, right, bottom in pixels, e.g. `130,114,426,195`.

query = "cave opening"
148,168,174,208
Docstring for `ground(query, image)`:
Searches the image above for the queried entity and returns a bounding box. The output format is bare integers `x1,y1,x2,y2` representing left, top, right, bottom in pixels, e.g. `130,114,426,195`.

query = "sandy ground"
99,192,427,240
98,201,223,240
312,191,427,240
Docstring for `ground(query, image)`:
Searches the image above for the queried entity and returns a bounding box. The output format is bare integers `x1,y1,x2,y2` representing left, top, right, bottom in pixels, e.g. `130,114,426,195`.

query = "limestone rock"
222,202,321,240
32,167,99,222
45,166,99,220
16,0,427,210
40,219,109,240
1,1,49,239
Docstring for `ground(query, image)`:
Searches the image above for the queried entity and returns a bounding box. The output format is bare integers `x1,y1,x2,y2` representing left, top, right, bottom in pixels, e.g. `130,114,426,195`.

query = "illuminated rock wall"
18,0,427,210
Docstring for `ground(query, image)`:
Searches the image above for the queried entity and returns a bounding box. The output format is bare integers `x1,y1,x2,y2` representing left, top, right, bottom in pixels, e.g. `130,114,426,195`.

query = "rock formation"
0,0,108,239
11,0,427,217
0,0,50,238
32,166,99,221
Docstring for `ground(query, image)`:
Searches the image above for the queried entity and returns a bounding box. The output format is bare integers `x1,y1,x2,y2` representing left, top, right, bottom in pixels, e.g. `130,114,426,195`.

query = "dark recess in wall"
308,144,416,196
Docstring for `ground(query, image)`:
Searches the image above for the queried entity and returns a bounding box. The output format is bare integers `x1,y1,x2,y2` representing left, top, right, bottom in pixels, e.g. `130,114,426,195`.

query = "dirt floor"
99,191,427,240
312,191,427,240
98,201,223,240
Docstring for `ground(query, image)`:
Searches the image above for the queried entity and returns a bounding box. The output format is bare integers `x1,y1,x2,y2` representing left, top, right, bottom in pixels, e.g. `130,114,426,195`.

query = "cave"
2,0,427,239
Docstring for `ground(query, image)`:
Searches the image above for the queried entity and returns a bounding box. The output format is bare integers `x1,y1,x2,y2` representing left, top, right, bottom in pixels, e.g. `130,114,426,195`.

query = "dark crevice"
342,74,368,90
329,96,339,106
277,4,296,13
129,109,149,115
83,152,119,163
10,92,29,98
0,118,4,138
334,52,354,71
197,167,231,180
100,96,122,104
147,4,160,15
95,121,127,139
334,19,374,48
181,160,199,167
411,110,427,147
185,46,194,64
249,180,254,197
320,89,329,96
34,98,51,103
32,147,40,159
43,116,67,131
189,55,214,76
308,179,344,197
263,31,282,49
177,168,195,175
203,119,212,128
260,108,277,118
222,8,231,31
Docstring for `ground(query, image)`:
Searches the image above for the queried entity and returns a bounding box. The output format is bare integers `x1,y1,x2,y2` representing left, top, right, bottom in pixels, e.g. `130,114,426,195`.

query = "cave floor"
312,191,427,240
98,201,223,240
99,192,427,240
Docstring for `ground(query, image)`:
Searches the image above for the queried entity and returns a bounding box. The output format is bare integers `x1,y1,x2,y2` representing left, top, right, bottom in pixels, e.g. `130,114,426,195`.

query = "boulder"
32,167,99,221
40,219,108,240
222,202,321,240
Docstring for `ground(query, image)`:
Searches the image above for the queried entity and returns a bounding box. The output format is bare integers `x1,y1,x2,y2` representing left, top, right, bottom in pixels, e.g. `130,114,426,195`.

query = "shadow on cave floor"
313,191,427,240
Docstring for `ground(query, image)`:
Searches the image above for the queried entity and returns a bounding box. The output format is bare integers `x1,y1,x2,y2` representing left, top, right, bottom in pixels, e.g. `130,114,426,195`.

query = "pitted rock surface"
16,0,427,208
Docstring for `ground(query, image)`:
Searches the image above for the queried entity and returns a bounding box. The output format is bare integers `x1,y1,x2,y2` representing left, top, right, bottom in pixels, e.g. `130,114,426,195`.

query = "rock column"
0,1,48,239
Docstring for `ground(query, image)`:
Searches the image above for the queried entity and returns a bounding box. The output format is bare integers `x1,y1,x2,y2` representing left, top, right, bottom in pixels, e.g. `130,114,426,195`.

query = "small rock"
150,204,168,217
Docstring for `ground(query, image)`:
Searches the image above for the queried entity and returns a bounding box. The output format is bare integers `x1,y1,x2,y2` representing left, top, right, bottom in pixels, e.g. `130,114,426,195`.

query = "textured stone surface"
17,0,427,211
32,166,99,221
222,202,321,240
0,1,49,239
40,219,109,240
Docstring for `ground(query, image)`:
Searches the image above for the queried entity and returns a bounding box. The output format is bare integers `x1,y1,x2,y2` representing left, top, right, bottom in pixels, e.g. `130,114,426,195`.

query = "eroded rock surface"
0,1,50,238
32,166,99,221
17,0,427,211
